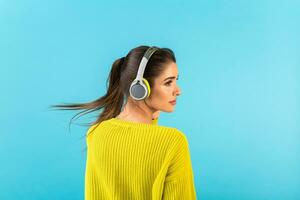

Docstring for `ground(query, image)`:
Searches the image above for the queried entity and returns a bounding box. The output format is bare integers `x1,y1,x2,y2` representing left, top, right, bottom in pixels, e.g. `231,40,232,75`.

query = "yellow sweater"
84,117,197,199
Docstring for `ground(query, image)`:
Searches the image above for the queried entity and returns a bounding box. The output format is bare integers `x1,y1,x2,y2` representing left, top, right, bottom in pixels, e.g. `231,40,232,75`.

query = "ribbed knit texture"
84,117,197,200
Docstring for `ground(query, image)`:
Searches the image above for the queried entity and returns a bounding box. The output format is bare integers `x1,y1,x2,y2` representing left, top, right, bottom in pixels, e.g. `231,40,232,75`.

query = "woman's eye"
165,81,172,86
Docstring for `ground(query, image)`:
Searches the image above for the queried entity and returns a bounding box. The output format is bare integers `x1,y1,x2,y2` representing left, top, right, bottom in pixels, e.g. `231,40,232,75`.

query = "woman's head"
50,45,181,127
116,45,181,114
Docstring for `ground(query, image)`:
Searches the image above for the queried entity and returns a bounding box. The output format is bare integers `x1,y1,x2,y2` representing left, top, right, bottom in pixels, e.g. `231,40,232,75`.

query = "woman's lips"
169,100,176,105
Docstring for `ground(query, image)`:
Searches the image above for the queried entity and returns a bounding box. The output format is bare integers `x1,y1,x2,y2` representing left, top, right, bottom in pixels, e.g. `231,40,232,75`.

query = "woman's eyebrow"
163,75,179,81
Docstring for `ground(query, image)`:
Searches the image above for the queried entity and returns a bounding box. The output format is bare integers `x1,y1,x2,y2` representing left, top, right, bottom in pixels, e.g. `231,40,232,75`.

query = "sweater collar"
108,117,158,128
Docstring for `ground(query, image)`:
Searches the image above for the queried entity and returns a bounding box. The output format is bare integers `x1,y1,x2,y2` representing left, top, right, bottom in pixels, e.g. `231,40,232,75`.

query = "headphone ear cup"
142,78,151,98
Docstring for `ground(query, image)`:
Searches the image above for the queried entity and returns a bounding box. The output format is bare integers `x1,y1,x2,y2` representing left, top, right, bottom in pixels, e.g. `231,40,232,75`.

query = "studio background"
0,0,299,199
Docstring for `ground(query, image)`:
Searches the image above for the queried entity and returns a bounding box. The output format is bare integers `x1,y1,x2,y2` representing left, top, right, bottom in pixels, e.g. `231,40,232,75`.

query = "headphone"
129,46,159,101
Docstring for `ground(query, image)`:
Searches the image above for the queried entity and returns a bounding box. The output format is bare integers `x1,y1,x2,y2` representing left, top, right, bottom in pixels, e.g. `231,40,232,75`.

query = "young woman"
51,45,197,199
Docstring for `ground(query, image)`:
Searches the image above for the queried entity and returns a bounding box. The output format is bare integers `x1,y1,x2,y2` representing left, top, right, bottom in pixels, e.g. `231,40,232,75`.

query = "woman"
51,45,197,199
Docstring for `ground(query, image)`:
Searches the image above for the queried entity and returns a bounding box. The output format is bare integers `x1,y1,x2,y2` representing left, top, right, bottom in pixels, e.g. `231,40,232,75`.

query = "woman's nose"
174,85,181,96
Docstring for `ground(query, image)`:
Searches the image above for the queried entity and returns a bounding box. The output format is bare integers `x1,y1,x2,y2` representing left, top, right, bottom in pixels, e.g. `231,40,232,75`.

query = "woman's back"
84,117,197,200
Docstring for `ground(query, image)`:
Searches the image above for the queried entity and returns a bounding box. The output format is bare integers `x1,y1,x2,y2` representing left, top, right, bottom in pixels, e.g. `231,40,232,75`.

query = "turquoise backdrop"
0,0,299,199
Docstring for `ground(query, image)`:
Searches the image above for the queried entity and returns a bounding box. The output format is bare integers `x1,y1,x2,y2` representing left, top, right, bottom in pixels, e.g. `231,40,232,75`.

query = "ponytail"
49,57,125,130
99,57,125,121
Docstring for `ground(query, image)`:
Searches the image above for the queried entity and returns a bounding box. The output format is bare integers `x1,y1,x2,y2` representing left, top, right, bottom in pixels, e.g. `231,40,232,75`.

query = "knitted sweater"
84,117,197,199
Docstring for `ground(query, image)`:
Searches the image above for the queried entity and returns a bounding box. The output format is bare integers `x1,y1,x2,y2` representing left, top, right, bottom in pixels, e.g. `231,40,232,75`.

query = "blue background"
1,0,299,199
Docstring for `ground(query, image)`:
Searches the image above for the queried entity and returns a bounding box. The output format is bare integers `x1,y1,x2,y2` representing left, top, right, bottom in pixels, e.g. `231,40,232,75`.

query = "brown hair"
49,45,176,133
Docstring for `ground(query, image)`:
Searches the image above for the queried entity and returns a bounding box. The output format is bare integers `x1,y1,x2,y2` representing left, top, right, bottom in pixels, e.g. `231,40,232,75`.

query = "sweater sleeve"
162,130,197,199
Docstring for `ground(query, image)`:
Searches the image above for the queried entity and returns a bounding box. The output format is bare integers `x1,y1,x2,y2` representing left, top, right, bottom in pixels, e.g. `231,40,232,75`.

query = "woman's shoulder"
167,127,188,141
85,118,187,140
151,124,188,142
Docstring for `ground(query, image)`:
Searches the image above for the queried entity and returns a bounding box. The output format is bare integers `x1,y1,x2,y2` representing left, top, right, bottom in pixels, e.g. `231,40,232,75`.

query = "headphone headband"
135,47,159,81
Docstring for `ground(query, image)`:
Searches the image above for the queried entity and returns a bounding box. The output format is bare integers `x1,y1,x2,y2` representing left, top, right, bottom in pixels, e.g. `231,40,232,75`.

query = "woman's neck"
116,99,155,124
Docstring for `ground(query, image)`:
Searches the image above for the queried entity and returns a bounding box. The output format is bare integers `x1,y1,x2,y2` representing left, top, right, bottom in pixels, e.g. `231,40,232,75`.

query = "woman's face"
146,62,181,112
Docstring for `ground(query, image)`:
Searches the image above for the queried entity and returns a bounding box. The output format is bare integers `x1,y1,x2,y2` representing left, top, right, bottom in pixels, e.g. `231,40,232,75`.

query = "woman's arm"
162,131,197,199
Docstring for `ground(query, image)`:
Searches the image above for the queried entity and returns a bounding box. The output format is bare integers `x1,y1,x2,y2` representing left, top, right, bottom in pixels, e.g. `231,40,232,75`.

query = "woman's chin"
161,106,175,113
